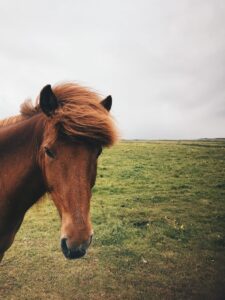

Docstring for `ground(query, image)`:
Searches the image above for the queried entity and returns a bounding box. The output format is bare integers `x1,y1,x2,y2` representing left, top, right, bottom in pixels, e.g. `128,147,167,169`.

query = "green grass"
0,140,225,299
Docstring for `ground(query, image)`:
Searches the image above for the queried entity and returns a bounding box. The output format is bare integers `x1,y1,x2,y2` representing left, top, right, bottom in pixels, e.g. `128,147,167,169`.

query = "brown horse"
0,83,117,262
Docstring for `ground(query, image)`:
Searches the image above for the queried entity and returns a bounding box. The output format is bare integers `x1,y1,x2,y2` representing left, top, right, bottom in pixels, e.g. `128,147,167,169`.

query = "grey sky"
0,0,224,139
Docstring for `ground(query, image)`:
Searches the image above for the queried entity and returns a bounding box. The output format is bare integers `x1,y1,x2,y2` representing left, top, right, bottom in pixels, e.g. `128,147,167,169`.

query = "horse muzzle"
60,235,93,259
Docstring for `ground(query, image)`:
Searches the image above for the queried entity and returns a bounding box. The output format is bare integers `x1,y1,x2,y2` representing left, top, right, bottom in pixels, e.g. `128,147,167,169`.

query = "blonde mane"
0,83,118,146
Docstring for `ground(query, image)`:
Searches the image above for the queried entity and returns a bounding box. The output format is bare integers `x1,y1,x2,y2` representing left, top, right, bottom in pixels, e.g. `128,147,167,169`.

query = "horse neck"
0,114,46,217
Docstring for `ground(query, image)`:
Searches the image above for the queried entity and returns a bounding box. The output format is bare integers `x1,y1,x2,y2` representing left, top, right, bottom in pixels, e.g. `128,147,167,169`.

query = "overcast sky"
0,0,224,139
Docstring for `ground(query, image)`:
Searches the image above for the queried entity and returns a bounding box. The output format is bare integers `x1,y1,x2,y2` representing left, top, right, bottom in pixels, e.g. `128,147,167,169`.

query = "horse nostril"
83,234,93,249
61,238,69,253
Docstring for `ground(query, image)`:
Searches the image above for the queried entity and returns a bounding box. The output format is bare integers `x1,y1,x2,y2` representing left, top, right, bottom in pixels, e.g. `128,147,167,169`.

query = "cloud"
0,0,224,138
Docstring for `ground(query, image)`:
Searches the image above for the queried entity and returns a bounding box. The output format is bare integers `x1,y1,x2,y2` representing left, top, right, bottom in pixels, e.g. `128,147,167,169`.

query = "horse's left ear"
40,84,58,117
101,95,112,112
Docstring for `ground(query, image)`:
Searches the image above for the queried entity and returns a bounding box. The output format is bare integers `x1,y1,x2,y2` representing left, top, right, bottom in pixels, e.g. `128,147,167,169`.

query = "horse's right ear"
101,95,112,112
40,85,58,117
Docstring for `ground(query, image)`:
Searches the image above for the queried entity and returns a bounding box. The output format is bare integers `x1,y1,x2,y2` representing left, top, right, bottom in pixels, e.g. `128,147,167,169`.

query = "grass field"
0,140,225,300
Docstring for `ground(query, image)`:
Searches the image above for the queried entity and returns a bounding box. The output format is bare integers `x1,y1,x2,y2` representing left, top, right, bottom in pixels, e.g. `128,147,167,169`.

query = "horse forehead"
57,141,95,159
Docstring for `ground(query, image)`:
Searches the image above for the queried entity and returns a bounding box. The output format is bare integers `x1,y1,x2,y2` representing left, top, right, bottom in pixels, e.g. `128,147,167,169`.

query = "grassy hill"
0,140,225,299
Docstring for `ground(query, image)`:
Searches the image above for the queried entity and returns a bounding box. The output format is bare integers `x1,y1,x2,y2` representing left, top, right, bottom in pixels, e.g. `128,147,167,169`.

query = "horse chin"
64,249,86,260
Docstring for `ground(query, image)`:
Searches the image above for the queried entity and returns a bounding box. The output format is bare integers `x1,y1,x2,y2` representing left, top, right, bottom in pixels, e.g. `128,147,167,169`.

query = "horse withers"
0,83,117,261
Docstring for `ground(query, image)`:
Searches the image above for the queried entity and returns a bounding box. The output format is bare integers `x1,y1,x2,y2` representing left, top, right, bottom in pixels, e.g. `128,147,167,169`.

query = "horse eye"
44,147,55,158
